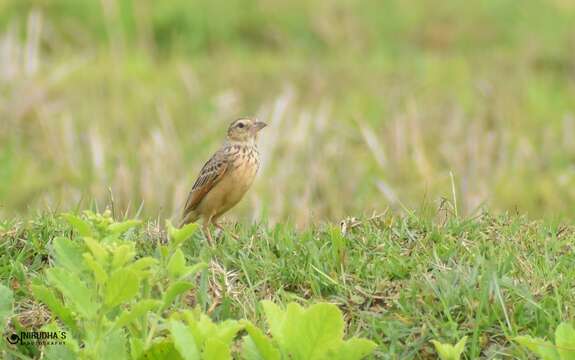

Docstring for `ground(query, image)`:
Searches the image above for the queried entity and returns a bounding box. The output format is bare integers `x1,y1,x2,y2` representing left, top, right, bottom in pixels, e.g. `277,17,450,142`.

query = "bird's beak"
254,121,267,132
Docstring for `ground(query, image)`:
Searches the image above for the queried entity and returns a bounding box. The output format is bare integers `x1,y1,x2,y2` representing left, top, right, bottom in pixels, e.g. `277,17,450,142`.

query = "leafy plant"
514,322,575,360
242,301,377,360
430,336,467,360
31,211,204,360
169,308,244,360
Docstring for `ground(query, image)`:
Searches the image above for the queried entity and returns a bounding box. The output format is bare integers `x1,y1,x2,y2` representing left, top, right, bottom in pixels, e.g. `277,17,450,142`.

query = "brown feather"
181,149,229,224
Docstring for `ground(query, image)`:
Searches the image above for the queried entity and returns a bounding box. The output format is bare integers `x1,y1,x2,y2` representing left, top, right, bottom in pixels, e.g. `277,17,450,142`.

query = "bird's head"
226,117,267,143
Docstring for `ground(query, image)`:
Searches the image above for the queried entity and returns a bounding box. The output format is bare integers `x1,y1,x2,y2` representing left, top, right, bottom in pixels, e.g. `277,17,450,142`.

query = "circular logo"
6,333,20,345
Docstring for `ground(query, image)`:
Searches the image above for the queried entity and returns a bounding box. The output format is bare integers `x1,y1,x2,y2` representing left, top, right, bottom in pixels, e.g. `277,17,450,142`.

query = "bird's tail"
179,210,199,228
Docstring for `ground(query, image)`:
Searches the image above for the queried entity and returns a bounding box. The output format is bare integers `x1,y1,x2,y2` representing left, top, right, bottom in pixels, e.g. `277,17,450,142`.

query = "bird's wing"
182,149,229,218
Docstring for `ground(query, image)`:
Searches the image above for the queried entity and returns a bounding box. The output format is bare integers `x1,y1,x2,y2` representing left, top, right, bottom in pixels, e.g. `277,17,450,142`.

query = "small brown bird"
180,117,267,244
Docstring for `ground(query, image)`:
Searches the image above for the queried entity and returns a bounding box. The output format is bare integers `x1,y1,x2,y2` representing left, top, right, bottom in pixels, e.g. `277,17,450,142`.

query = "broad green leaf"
84,237,109,264
168,249,187,278
283,302,344,359
261,300,288,345
162,281,194,310
114,299,162,329
138,340,182,360
242,321,281,360
62,213,93,237
332,338,377,360
170,320,201,360
0,284,13,331
189,313,217,347
46,268,98,319
31,285,78,332
52,236,86,274
112,244,136,269
187,312,244,348
188,315,244,349
127,257,159,276
168,221,199,247
213,320,244,346
514,336,560,360
203,338,231,360
431,336,467,360
177,308,201,323
99,328,129,360
108,220,141,234
105,269,141,308
184,262,208,278
556,323,575,360
83,253,108,285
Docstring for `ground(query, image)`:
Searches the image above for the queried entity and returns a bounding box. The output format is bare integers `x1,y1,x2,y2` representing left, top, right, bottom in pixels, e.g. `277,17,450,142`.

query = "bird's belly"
199,162,258,217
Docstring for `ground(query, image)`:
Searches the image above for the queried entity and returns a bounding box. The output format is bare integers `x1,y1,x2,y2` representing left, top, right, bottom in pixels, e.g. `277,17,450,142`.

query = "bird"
180,117,267,244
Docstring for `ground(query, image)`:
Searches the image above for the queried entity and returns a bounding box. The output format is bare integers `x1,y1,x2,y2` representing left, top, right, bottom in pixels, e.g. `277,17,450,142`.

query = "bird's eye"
237,122,244,128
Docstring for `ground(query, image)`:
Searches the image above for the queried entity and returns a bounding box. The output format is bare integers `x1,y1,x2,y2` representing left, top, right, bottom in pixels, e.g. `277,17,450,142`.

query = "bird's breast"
201,148,258,216
230,146,260,189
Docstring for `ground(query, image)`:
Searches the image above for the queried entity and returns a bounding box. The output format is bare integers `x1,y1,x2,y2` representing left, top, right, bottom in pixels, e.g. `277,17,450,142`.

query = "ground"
1,210,573,358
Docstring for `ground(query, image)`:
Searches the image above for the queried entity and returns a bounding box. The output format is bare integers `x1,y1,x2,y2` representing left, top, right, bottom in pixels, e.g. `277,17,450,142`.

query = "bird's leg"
213,220,239,240
211,218,224,240
202,220,214,246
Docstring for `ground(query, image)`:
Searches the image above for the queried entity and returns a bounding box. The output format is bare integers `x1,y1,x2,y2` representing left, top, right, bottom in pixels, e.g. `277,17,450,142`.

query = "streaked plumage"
180,117,266,244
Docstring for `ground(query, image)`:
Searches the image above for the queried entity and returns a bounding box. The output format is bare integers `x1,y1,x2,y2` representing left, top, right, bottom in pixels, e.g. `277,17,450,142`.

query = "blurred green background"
1,0,575,224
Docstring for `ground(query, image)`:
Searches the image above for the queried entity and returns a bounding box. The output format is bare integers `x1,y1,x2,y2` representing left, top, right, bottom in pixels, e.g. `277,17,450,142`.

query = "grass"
1,209,574,358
